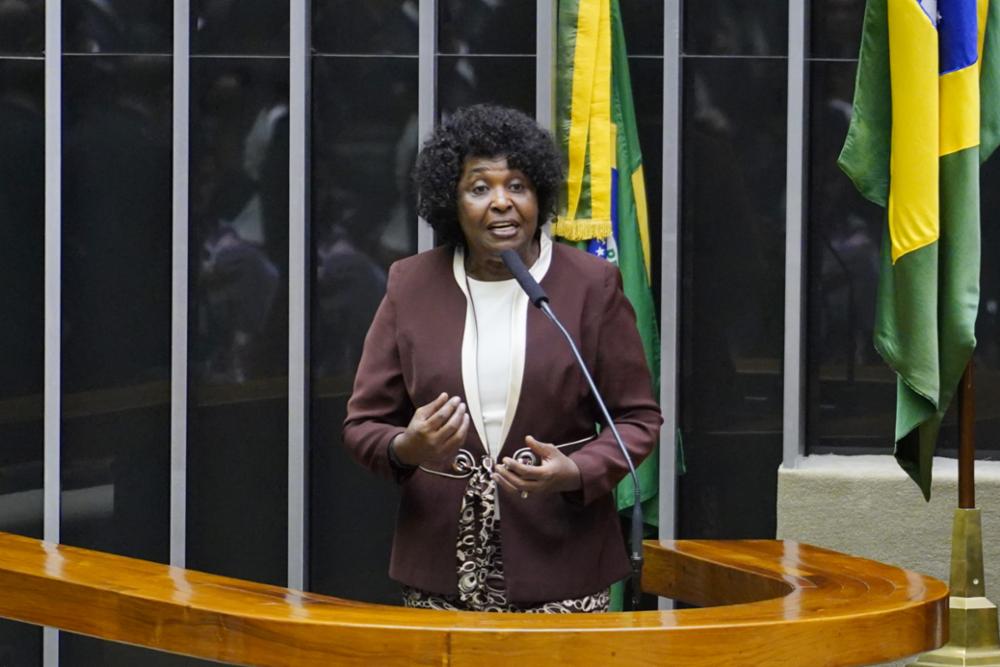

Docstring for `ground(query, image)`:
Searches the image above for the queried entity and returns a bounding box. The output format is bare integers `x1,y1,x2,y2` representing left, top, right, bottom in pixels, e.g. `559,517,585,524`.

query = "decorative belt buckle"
511,447,539,467
451,449,476,475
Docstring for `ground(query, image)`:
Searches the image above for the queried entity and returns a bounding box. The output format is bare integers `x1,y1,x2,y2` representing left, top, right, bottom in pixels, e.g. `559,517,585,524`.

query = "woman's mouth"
487,222,519,238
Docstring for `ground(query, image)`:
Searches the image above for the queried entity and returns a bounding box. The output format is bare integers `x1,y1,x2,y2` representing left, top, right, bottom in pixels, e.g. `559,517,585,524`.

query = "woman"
343,104,660,613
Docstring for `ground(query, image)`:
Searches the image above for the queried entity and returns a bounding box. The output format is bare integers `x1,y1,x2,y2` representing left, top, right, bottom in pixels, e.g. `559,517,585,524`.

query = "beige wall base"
777,455,1000,667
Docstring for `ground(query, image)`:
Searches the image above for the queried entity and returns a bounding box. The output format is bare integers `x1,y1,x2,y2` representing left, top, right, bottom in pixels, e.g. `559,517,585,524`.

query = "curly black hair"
414,104,563,247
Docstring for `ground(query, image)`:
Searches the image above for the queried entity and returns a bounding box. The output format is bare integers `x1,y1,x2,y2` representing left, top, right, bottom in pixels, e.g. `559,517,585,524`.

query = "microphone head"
499,249,549,307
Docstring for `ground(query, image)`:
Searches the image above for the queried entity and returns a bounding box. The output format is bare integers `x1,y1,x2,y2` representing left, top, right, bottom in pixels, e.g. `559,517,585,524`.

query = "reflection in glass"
677,58,786,540
61,55,172,560
313,0,418,55
0,59,44,538
191,0,289,55
805,61,894,454
437,56,535,119
973,157,1000,455
309,55,417,603
0,0,44,55
621,0,664,56
0,57,44,667
680,57,786,434
187,58,289,586
438,0,534,55
629,57,664,305
61,53,175,667
63,0,171,54
810,0,866,60
683,0,787,56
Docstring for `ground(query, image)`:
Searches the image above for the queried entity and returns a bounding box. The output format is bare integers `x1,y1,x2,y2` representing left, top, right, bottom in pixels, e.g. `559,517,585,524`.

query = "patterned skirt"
402,457,609,613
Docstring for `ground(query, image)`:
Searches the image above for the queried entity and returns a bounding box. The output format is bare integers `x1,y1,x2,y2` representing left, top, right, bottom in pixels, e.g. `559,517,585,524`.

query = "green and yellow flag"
839,0,1000,499
554,0,662,524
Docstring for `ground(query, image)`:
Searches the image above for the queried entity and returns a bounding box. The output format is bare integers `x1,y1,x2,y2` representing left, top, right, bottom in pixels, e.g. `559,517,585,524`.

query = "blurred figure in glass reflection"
0,61,44,398
63,0,171,53
191,69,286,384
814,66,880,371
62,57,172,389
314,190,387,378
343,105,660,612
199,226,280,384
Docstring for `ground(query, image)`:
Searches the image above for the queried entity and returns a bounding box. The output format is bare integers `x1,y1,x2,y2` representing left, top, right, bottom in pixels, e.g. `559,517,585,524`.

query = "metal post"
782,0,808,469
417,0,437,252
536,0,557,131
287,0,311,592
43,0,62,663
659,0,682,580
171,0,191,571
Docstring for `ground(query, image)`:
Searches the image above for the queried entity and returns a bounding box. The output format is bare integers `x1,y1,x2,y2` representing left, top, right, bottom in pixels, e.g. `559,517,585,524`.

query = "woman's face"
456,155,539,279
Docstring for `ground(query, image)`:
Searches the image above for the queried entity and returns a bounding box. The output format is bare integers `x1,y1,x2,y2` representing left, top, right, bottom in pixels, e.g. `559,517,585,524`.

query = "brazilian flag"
839,0,1000,499
553,0,663,529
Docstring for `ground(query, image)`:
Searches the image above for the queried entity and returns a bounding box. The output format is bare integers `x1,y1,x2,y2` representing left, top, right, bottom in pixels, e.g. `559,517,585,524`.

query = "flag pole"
910,359,1000,666
958,361,975,510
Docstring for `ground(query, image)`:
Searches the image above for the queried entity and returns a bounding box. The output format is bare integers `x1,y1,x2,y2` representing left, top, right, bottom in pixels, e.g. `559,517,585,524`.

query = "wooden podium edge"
0,532,947,666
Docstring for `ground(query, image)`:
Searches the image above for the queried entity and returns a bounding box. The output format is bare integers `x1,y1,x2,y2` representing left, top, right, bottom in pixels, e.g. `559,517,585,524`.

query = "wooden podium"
0,532,946,666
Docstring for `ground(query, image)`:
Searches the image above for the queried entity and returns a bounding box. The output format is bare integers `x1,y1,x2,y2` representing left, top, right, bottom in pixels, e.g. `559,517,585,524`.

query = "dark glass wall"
59,4,178,663
309,0,418,604
63,0,171,53
683,0,787,56
976,158,1000,454
677,15,788,539
0,0,44,54
191,0,289,55
0,7,45,658
437,0,535,117
186,1,290,585
805,57,893,453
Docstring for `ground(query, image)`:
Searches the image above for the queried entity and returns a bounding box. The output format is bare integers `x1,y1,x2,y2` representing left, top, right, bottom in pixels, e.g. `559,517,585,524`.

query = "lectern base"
910,509,1000,667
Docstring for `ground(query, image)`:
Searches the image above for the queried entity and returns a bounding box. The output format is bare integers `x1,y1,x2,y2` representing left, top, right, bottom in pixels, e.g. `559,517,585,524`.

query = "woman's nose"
490,189,512,210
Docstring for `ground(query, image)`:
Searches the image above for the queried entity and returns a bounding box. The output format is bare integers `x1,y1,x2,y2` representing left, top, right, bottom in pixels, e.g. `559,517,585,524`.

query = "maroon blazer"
342,241,661,603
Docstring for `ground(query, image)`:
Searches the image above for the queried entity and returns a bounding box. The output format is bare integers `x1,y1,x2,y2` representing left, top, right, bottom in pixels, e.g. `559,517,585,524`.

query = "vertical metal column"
536,0,557,131
288,0,311,591
43,0,62,663
171,0,191,570
659,0,682,559
782,0,808,468
417,0,437,252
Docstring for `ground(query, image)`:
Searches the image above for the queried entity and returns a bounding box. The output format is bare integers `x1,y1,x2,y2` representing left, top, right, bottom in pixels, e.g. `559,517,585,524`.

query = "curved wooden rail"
0,532,946,666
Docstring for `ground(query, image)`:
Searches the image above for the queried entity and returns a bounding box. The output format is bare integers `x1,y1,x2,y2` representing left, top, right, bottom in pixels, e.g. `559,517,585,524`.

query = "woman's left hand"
493,436,582,497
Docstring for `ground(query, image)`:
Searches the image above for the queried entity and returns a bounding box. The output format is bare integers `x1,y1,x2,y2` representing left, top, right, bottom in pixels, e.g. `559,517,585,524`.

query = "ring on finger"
520,490,529,499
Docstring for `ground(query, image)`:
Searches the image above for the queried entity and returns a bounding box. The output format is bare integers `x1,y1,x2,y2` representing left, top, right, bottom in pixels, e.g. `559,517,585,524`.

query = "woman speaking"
343,104,661,613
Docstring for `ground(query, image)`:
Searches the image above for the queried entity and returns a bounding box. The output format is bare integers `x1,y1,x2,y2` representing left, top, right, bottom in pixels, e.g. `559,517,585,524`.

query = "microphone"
500,249,646,611
500,249,549,307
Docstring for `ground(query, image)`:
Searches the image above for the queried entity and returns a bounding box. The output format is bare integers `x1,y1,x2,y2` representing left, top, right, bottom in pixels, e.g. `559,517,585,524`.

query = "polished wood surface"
0,532,946,666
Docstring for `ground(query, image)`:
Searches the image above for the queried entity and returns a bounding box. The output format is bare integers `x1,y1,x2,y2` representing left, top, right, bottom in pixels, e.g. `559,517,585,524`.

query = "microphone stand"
500,248,645,609
538,301,645,611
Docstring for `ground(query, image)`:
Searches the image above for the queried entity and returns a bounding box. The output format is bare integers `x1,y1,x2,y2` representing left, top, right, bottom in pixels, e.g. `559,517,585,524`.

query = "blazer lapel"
451,234,554,460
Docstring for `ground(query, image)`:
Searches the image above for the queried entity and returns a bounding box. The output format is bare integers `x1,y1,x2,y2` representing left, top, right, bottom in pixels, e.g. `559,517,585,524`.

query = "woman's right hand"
391,393,469,467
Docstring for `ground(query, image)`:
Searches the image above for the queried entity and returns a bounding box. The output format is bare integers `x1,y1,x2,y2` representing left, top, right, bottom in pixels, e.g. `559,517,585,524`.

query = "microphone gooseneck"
499,249,645,611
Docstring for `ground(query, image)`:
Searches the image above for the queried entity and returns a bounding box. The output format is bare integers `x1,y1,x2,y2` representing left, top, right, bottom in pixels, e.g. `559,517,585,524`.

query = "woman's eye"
508,182,524,192
471,185,488,195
